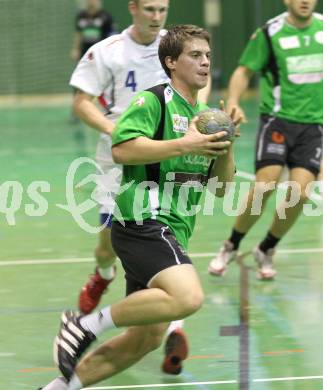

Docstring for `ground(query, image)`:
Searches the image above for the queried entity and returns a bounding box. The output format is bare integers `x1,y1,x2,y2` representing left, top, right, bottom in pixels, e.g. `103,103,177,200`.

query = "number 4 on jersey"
125,70,137,92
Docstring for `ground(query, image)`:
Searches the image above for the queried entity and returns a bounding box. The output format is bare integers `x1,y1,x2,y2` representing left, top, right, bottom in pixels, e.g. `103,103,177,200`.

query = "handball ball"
196,108,235,141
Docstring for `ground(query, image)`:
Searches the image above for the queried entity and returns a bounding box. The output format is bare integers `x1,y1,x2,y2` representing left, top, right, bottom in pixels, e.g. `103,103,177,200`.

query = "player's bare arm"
70,32,82,61
227,65,254,123
73,90,115,135
208,145,235,197
112,117,231,165
198,74,212,104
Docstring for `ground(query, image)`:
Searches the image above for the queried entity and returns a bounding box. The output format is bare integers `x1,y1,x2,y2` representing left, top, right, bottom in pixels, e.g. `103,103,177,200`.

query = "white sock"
42,376,67,389
166,319,184,335
98,265,115,280
68,374,82,390
80,306,116,336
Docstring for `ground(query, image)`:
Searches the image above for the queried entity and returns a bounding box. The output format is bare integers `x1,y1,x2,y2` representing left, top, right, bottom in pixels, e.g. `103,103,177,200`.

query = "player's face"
86,0,101,12
130,0,169,44
284,0,317,20
170,38,210,90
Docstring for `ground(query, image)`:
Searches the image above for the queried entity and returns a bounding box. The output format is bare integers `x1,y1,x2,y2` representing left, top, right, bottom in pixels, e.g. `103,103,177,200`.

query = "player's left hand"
219,99,243,138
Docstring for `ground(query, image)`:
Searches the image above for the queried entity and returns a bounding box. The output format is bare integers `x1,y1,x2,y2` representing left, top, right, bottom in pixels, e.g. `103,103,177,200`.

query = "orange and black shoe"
162,328,189,375
79,266,116,314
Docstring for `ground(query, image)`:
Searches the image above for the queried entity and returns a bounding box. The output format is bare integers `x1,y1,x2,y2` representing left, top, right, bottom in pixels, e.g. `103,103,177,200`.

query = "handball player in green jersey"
43,24,238,390
209,0,323,280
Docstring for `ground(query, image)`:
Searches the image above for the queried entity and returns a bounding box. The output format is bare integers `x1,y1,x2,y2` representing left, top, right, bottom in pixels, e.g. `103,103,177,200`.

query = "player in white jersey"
66,0,209,379
71,26,169,231
70,22,169,268
70,0,168,310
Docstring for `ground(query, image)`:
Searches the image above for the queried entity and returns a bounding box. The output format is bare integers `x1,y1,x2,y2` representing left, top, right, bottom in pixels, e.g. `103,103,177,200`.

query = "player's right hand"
182,116,232,158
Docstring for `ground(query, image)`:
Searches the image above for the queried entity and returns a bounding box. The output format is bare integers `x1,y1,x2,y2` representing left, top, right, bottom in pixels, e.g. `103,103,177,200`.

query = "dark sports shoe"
53,310,96,380
162,328,189,375
79,266,116,314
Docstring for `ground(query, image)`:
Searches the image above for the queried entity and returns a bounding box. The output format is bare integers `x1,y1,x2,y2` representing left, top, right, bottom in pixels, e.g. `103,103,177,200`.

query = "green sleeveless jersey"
239,12,323,124
112,84,210,248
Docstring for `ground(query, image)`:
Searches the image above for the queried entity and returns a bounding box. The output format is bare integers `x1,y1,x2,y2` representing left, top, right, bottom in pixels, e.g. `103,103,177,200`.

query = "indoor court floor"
1,96,323,389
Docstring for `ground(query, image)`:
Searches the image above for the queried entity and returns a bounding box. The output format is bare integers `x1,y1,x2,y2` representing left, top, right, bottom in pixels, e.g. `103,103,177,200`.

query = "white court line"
1,248,323,267
236,170,323,203
254,375,323,383
83,375,323,389
236,170,255,181
0,258,93,266
83,381,237,389
0,353,15,357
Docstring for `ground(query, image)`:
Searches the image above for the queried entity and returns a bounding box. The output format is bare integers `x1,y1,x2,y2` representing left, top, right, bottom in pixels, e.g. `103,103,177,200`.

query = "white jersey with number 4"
69,26,168,213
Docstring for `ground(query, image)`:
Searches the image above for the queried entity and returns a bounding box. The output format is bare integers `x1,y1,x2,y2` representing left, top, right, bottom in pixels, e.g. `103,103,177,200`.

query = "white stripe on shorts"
257,116,276,161
160,226,180,265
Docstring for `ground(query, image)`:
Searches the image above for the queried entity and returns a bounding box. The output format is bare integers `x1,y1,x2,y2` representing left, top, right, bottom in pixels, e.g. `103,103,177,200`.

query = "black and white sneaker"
53,310,96,380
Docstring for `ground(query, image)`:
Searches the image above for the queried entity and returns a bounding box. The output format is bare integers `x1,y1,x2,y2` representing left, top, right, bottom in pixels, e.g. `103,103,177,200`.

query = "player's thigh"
148,263,203,302
250,165,284,203
255,165,284,183
289,167,316,199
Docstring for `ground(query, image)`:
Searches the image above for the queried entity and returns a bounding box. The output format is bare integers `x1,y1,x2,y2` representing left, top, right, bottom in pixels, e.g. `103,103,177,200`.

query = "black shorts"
255,115,323,176
111,220,192,295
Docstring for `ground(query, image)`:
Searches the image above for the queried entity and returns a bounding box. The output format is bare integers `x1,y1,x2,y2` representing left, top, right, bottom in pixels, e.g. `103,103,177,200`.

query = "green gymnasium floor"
1,97,323,389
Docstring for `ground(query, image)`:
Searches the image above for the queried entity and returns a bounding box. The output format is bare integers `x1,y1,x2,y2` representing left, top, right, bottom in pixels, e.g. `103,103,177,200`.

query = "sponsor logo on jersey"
172,114,188,133
315,31,323,44
266,143,285,155
268,18,284,37
135,96,145,106
183,155,210,168
286,54,323,84
271,131,285,144
94,18,103,27
164,85,174,103
279,36,300,49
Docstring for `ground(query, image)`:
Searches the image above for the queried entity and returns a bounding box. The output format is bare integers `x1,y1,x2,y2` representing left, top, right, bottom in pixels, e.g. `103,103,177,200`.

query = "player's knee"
299,188,310,203
255,182,275,196
175,290,204,318
252,182,275,204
